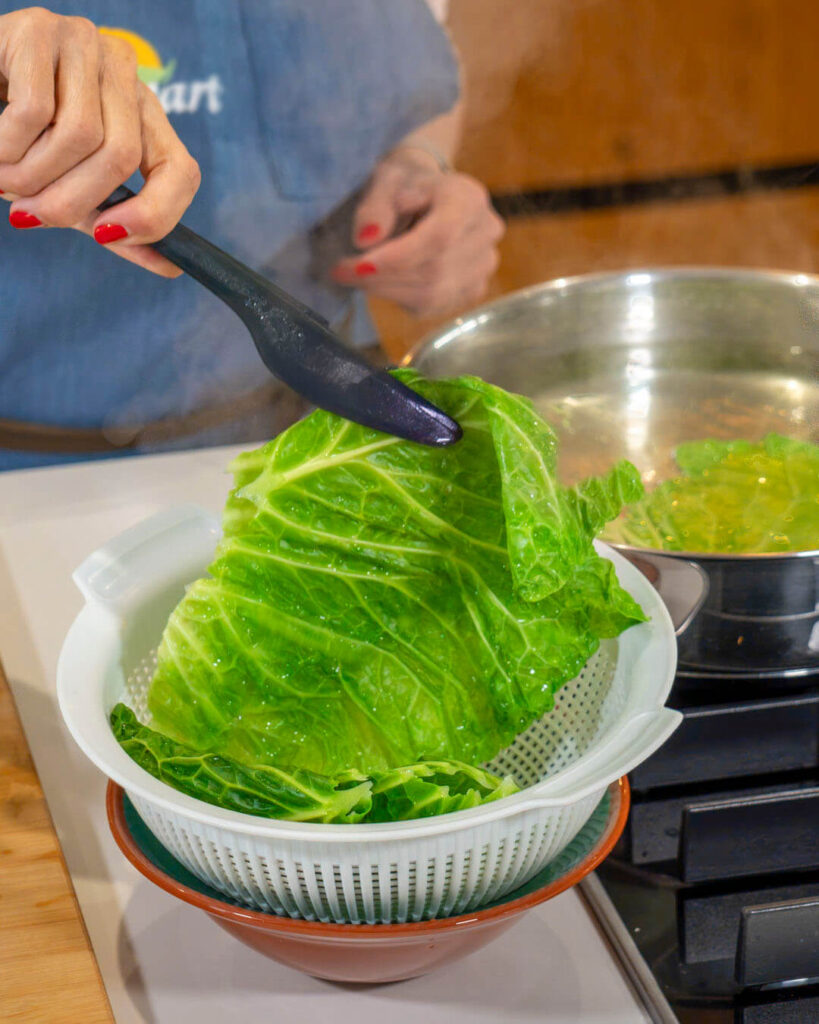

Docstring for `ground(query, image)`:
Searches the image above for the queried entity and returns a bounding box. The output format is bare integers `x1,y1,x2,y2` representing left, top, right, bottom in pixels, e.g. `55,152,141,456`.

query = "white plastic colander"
58,505,681,924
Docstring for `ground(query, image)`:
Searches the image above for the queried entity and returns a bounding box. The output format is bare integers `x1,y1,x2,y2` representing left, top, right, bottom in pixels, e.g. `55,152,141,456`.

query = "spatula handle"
94,186,461,447
0,96,309,324
98,186,330,328
0,101,463,447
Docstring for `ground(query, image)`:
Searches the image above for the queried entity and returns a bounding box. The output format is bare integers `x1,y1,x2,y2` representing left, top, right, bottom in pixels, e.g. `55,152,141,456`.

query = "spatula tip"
426,416,463,447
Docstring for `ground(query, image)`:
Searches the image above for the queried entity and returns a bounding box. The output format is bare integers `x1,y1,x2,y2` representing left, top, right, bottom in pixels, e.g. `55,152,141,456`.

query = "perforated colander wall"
120,640,620,922
130,791,599,923
123,650,157,726
125,641,618,789
485,639,620,785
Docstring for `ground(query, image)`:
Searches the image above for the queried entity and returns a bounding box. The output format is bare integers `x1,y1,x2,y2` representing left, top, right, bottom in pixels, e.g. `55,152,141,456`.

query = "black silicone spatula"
97,186,461,447
0,100,461,447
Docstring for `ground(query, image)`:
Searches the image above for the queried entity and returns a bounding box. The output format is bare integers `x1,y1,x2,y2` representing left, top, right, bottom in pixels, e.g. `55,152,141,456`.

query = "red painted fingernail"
355,261,377,277
357,223,380,242
9,210,41,229
94,223,129,245
0,189,5,195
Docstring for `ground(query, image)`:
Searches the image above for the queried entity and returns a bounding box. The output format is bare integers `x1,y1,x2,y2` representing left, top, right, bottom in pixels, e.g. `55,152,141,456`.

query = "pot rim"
405,265,819,563
404,265,819,370
609,541,819,563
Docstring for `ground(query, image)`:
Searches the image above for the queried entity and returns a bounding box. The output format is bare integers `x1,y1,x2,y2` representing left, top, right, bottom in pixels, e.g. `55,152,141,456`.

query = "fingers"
352,165,400,250
336,204,450,282
107,85,201,242
360,198,461,274
86,86,200,276
0,18,105,198
334,172,504,317
348,218,500,317
0,11,58,165
17,81,200,278
0,12,199,278
337,176,501,278
343,174,498,274
358,233,500,317
352,157,437,250
6,32,135,225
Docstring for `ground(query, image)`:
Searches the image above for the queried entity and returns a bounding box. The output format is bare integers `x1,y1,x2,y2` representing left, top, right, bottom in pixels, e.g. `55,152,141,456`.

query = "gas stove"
581,668,819,1023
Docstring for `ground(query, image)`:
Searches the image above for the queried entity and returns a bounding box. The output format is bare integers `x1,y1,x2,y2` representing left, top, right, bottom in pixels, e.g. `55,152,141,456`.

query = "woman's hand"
331,147,504,317
0,7,200,276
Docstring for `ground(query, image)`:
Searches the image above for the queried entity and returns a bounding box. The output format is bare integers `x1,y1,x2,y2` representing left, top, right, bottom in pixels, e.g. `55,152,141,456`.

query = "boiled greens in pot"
605,433,819,554
112,370,646,823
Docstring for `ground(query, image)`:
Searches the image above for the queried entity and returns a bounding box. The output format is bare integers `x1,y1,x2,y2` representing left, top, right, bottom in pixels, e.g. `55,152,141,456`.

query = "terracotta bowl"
107,777,629,984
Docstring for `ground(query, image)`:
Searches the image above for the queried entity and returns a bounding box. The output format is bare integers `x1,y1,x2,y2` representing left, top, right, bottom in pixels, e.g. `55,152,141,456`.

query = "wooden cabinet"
452,0,819,189
374,1,819,357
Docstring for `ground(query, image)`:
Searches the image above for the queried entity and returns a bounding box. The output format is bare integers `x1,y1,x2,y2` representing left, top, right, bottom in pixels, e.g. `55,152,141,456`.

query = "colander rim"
58,541,675,841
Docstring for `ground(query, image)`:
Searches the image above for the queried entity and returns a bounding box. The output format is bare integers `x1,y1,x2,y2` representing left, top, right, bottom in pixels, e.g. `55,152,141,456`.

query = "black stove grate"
590,671,819,1023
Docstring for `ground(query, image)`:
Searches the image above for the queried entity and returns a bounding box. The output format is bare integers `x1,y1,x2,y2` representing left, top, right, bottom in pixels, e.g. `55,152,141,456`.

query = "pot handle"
73,504,220,615
620,551,708,636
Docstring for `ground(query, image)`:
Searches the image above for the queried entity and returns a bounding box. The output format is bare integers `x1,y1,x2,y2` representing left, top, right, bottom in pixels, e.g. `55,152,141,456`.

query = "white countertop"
0,446,650,1024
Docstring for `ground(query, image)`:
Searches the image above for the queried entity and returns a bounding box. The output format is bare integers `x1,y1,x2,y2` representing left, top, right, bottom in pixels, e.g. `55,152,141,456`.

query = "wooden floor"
373,0,819,359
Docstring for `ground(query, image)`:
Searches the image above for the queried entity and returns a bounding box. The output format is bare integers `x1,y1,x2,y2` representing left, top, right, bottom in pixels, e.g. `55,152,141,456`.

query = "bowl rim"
107,777,629,936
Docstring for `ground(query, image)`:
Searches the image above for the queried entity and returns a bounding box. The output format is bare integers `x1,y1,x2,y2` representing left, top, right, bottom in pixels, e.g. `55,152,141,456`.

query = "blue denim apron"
0,0,458,469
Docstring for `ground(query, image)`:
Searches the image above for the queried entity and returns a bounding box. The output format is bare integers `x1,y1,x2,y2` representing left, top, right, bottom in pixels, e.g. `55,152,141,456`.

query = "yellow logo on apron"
99,27,222,114
99,27,176,85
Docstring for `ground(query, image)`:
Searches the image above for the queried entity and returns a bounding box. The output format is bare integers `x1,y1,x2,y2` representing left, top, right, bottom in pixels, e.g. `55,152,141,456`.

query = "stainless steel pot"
409,268,819,674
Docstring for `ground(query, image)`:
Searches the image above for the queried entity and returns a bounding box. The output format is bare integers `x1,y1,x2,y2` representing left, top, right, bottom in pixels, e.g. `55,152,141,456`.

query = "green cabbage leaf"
116,371,646,822
605,433,819,554
111,703,517,823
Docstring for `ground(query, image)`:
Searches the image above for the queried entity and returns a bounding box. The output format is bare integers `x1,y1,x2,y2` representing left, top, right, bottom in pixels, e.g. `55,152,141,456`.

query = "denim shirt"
0,0,458,469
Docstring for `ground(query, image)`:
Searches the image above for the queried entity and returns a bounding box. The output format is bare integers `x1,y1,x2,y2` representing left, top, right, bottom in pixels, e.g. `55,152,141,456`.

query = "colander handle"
73,504,219,614
513,707,682,809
